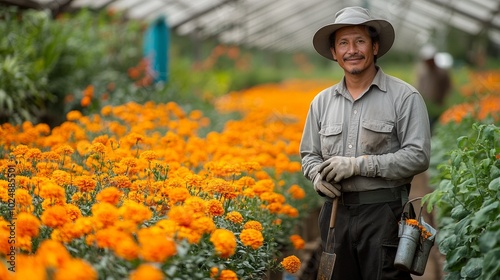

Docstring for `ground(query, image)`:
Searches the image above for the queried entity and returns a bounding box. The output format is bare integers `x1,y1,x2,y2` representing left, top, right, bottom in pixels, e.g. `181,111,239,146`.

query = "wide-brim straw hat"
313,6,395,60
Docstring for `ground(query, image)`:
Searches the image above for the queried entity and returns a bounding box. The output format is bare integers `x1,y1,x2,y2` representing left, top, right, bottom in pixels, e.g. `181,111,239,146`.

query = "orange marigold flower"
192,216,216,235
74,175,96,192
39,181,65,202
16,212,40,237
54,258,97,280
139,236,177,262
15,188,32,207
15,255,46,280
130,264,163,280
65,203,82,221
168,205,195,227
225,211,243,224
115,237,140,261
91,202,119,228
51,170,71,186
119,199,152,224
287,184,306,200
211,267,238,280
210,228,237,258
207,199,225,217
168,186,191,205
96,187,123,205
54,144,75,156
37,239,72,268
184,196,206,214
73,216,94,236
66,110,83,121
280,204,299,218
111,175,132,189
240,228,264,249
281,255,301,274
290,234,305,250
41,205,70,228
243,220,263,231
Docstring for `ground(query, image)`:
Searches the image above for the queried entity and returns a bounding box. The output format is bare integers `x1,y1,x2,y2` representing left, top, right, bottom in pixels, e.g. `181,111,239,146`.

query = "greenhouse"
0,0,499,280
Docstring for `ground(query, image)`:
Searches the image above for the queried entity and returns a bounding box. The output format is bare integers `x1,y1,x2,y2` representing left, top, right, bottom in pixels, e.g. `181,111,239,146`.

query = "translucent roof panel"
6,0,500,55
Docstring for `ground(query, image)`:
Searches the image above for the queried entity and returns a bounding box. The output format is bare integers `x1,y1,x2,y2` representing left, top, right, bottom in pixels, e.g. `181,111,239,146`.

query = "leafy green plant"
424,123,500,279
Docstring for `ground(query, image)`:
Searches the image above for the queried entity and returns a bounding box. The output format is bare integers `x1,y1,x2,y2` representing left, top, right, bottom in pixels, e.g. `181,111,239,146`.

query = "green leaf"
482,248,500,280
478,230,500,252
471,201,499,228
446,246,468,270
460,257,482,278
488,177,500,191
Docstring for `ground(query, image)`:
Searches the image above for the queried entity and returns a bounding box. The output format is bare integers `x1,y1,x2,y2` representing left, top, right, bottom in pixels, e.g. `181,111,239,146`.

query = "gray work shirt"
300,67,431,192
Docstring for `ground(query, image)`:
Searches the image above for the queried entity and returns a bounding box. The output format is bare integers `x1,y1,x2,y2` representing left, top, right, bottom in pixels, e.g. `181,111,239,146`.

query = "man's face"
330,26,379,75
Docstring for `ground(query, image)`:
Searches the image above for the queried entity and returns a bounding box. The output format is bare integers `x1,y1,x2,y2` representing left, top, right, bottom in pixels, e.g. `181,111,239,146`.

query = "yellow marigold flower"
139,235,177,263
54,144,75,156
89,142,106,154
96,187,123,205
25,148,42,161
281,255,301,274
168,205,195,227
119,199,152,224
51,170,71,186
91,202,119,228
287,184,306,200
42,150,61,161
41,205,70,228
225,211,243,224
207,199,225,217
240,228,264,249
16,212,40,237
129,264,163,280
210,228,237,258
243,220,263,231
168,186,191,205
290,234,305,250
74,175,96,192
54,258,97,280
12,144,29,157
37,239,72,268
140,150,158,161
66,110,83,121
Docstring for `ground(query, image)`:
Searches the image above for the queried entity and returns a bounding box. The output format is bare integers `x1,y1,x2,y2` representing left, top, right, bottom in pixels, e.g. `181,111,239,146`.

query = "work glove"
313,172,342,199
319,156,360,183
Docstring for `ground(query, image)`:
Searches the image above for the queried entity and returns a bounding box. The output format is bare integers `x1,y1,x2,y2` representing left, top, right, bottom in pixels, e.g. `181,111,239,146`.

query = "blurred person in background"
415,44,452,132
300,6,431,280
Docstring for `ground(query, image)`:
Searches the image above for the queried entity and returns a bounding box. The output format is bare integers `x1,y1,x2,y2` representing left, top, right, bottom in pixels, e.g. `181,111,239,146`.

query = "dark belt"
340,184,410,205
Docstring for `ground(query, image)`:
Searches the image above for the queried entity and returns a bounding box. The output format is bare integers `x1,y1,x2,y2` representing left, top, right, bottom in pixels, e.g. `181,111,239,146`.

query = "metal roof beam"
171,0,240,30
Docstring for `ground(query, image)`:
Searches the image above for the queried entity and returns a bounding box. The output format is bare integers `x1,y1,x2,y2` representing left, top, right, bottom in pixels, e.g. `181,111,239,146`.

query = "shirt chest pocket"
319,124,343,156
360,119,394,155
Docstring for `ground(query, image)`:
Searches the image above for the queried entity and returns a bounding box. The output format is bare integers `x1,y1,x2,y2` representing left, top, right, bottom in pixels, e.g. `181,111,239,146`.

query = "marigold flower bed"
0,79,332,279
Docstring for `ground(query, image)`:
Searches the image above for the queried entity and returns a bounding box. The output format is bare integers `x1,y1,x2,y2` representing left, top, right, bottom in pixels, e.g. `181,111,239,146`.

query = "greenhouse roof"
4,0,500,54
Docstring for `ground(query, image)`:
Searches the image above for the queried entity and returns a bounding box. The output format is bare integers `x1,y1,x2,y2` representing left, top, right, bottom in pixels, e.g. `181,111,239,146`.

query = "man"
415,44,452,131
300,6,431,280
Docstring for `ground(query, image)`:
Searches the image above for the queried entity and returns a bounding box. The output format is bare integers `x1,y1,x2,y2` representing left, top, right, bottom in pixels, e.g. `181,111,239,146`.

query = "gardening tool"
317,197,338,280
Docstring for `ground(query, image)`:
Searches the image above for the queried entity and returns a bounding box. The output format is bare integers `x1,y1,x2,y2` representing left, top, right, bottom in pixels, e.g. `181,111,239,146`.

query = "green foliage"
423,123,500,279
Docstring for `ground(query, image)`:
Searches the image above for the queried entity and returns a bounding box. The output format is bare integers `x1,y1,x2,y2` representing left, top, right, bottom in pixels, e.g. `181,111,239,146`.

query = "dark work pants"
318,200,412,280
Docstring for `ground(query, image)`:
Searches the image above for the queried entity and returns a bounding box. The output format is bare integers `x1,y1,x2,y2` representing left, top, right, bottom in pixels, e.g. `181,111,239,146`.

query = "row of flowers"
0,79,331,279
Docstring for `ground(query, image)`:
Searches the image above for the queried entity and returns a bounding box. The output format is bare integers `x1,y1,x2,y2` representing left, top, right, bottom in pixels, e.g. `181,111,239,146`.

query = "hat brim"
313,20,395,60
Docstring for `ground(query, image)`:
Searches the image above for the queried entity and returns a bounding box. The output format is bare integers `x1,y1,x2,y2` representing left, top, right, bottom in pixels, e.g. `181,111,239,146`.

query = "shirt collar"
335,66,387,96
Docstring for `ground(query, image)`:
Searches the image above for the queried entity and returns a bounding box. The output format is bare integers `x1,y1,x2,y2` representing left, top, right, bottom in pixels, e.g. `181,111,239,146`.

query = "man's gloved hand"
319,156,360,182
313,173,342,198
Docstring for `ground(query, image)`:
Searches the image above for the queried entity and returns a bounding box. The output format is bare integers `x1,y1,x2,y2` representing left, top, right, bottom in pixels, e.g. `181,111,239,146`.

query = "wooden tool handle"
330,197,338,229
